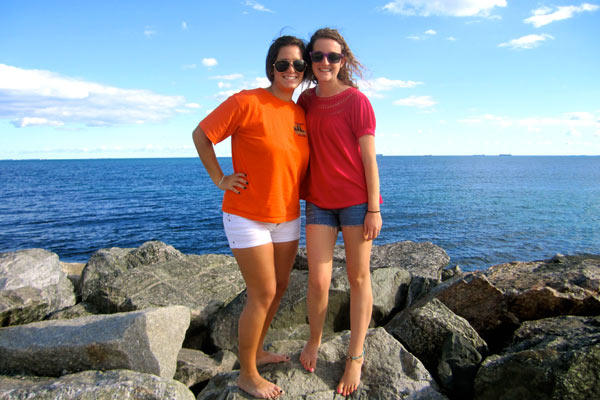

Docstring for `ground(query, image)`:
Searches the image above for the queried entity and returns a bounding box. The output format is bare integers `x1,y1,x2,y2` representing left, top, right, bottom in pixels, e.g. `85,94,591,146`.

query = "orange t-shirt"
199,88,309,223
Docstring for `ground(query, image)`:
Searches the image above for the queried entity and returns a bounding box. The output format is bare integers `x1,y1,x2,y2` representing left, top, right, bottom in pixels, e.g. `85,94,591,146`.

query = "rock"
437,333,483,400
385,297,487,398
60,261,85,294
294,245,347,270
211,266,411,351
0,305,190,379
46,302,100,320
198,327,448,399
434,272,519,350
174,348,238,388
79,241,245,329
485,254,600,320
0,249,76,327
371,241,450,306
474,315,600,400
0,369,195,400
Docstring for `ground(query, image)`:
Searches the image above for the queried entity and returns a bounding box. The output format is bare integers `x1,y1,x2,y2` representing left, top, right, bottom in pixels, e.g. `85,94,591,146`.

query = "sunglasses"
309,51,344,64
273,59,307,73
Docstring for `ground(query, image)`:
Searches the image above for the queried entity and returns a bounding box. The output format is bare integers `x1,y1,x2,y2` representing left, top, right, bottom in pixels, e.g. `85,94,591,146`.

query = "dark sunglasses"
309,51,344,63
273,59,307,73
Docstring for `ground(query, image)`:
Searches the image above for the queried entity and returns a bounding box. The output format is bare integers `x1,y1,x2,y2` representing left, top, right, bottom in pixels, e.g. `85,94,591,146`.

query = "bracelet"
217,175,225,187
367,210,380,213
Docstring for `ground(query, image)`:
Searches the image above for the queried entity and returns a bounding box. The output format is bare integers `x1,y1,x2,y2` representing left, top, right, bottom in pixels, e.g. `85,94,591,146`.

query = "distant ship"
499,154,512,156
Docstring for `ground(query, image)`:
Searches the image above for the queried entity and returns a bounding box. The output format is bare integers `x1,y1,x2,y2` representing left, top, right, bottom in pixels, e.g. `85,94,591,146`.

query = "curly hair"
305,28,364,88
265,35,308,83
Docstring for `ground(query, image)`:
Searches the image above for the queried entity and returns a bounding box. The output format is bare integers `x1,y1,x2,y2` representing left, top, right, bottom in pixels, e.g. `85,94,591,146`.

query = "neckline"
312,86,354,100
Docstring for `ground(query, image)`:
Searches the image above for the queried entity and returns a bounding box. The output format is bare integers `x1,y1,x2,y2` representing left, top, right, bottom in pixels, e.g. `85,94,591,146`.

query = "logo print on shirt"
294,122,306,137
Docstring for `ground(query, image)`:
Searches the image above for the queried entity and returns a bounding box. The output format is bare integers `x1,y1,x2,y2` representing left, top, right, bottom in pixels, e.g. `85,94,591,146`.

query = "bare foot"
336,357,364,396
237,373,283,399
256,350,290,366
299,340,319,373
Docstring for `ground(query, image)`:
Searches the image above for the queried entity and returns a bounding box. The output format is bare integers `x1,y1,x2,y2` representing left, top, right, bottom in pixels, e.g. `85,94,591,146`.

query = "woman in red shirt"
193,36,309,399
298,28,382,397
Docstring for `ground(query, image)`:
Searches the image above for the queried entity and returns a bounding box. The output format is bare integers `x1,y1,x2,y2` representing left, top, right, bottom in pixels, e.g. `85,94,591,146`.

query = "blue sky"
1,0,599,159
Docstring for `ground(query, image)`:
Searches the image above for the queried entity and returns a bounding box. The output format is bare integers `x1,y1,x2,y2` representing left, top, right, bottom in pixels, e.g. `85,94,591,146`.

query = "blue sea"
1,156,598,271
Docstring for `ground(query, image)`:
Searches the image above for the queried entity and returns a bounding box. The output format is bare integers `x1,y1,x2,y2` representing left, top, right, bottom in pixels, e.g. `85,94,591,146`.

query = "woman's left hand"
363,212,382,241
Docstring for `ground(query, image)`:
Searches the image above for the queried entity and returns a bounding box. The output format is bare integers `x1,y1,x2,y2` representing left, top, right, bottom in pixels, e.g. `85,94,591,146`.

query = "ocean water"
1,156,598,271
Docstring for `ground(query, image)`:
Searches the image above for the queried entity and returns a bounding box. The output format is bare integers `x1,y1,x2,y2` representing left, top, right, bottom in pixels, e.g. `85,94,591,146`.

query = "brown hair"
265,35,308,83
305,27,364,88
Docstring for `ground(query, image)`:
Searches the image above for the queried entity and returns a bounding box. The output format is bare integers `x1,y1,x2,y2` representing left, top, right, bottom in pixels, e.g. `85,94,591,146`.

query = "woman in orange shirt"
192,36,309,399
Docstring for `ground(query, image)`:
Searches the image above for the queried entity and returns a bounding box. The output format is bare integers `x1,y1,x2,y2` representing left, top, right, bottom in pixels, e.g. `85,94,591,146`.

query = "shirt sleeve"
351,90,376,138
198,93,244,145
297,89,309,112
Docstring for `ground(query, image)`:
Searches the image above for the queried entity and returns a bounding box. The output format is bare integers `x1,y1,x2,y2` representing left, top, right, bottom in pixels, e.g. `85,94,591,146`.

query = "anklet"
346,350,365,362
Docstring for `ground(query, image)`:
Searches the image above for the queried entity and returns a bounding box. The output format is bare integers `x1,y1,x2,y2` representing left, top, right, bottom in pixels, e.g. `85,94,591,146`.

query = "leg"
232,244,284,399
300,224,338,372
256,239,299,365
337,226,373,396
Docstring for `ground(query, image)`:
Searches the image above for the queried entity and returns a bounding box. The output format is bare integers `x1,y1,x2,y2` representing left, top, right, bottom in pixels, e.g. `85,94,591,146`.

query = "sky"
1,0,599,159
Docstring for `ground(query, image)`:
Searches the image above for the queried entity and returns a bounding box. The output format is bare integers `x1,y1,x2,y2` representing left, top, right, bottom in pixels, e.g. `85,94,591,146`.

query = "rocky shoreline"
1,241,599,399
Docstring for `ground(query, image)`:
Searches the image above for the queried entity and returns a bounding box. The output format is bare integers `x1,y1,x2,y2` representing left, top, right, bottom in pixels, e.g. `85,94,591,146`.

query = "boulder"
386,297,487,398
0,305,190,379
485,254,600,320
79,241,245,329
174,348,238,388
0,248,76,327
474,315,600,400
0,369,195,400
371,241,450,306
198,327,448,399
433,272,519,350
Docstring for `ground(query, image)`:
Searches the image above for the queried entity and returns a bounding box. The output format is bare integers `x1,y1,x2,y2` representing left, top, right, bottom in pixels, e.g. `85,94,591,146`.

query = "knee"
347,271,371,290
308,274,331,295
248,285,277,309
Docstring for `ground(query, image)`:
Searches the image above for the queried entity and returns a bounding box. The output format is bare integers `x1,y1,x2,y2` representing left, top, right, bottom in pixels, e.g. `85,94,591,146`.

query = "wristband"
367,210,380,213
217,175,225,186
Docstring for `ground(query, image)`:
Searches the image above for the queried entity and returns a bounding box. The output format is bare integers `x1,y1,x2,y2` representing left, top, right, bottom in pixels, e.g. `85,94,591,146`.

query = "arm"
192,125,247,194
358,134,382,240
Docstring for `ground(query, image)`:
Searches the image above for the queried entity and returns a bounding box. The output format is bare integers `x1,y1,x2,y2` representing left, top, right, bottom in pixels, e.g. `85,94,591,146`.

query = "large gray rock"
198,327,448,399
79,241,245,329
435,254,600,350
485,254,600,320
0,249,76,327
474,315,600,400
371,241,450,306
0,369,195,400
0,305,190,379
386,298,487,398
174,348,238,388
211,266,411,351
434,272,519,349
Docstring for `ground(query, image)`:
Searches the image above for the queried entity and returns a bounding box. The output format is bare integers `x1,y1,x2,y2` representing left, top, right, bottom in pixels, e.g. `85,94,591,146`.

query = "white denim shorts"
222,212,301,249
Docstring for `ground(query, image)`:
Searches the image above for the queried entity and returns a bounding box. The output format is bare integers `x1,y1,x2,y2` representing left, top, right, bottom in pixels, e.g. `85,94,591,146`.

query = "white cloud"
202,58,218,67
243,1,274,13
144,27,156,38
393,95,437,108
0,64,190,128
358,77,423,98
425,29,437,35
499,34,554,50
525,3,599,28
182,64,197,70
447,36,457,41
181,21,188,30
382,0,506,17
210,73,244,80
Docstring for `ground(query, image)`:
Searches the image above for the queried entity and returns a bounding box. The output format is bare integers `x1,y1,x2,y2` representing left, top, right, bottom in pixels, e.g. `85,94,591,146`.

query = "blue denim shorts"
305,202,367,228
